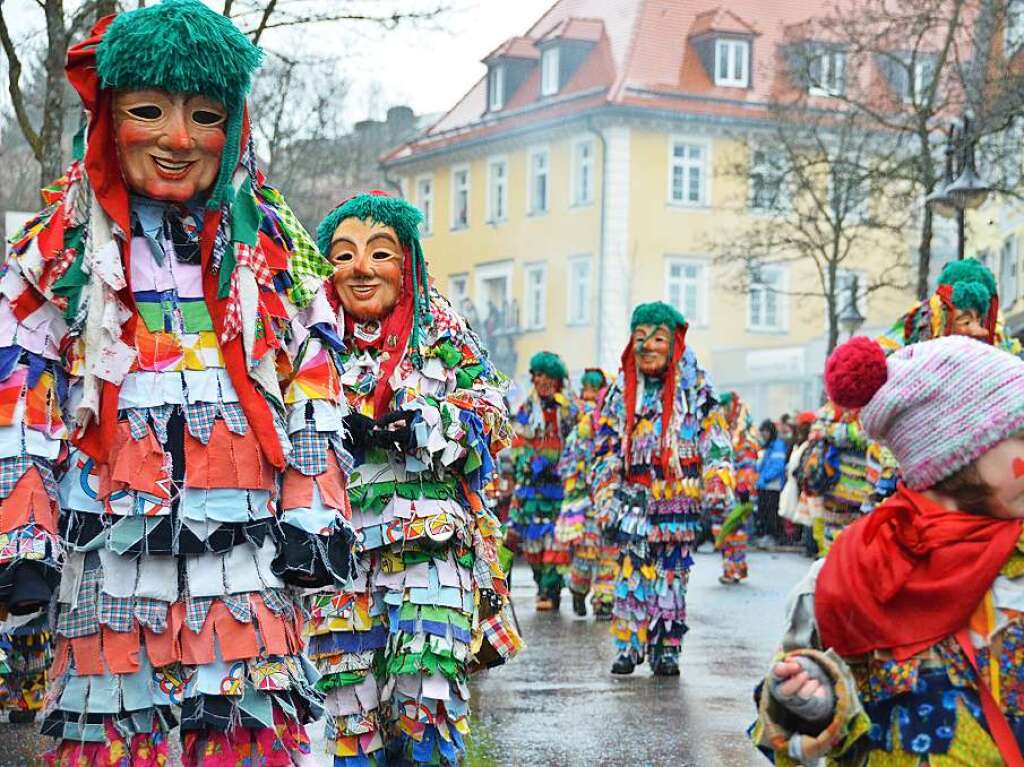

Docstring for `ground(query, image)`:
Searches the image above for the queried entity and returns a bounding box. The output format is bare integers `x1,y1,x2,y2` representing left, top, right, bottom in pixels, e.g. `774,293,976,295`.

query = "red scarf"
816,484,1022,660
620,322,687,479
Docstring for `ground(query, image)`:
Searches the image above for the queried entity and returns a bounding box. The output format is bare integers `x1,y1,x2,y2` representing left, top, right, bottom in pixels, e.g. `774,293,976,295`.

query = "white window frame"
528,146,550,215
486,156,508,224
747,265,788,333
566,254,593,326
448,273,470,314
474,260,514,327
715,38,750,88
415,174,434,235
571,138,596,206
488,64,505,111
668,136,711,207
905,56,936,104
809,47,846,97
523,261,548,331
664,256,708,327
450,165,470,230
540,46,560,96
749,147,789,212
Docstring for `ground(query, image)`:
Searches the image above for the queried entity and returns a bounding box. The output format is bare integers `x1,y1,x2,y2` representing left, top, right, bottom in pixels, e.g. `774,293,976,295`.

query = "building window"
540,46,560,96
715,38,750,88
415,175,433,235
665,257,706,326
1002,236,1019,306
809,48,846,96
450,166,469,230
669,139,709,206
524,262,547,330
449,273,469,314
488,64,505,111
749,148,788,211
528,148,550,215
567,255,592,325
904,56,937,104
747,266,786,332
1009,0,1024,53
487,158,507,223
829,167,869,223
475,262,515,332
572,139,595,206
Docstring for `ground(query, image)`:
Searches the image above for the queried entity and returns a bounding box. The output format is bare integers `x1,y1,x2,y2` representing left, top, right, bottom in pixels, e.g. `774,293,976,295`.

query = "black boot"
572,592,587,616
611,654,635,675
653,654,680,677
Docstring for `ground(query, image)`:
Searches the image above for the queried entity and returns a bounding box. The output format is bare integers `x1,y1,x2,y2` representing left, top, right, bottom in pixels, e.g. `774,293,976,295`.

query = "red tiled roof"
382,0,852,165
483,36,539,63
688,8,760,39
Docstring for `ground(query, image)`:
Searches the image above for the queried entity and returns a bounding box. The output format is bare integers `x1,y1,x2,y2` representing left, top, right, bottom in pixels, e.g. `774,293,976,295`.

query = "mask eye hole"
192,109,225,126
127,105,162,120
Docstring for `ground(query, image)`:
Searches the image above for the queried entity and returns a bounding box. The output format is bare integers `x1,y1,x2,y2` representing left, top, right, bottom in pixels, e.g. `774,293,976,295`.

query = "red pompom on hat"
825,336,888,409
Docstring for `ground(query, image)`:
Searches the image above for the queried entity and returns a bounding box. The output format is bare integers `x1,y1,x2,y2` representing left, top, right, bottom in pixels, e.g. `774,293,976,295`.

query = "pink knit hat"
826,335,1024,490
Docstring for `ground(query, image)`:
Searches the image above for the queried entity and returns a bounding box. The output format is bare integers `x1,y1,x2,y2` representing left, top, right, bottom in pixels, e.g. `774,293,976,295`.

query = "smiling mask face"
328,217,405,322
113,89,227,202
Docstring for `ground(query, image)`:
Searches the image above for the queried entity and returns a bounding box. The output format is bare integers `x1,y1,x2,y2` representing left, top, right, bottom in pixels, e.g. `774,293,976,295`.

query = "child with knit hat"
752,334,1024,766
509,351,577,610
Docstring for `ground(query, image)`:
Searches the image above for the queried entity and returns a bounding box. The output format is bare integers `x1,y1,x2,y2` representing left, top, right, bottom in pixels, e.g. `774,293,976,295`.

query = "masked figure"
5,2,356,763
314,192,518,766
556,368,618,618
714,391,758,584
593,302,734,676
800,258,1016,557
508,352,576,611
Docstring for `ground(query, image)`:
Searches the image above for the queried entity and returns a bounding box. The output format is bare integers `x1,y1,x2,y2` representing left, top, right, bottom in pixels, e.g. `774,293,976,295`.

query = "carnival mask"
581,385,600,403
113,89,227,202
532,373,559,399
633,323,672,377
328,217,405,321
951,307,989,341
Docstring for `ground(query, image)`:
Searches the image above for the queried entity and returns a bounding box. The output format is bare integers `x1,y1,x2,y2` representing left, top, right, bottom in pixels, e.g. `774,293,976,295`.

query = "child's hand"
769,657,835,724
772,660,827,700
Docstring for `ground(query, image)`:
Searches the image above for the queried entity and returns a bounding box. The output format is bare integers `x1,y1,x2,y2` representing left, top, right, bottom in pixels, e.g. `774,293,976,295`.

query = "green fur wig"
96,0,263,208
529,351,567,381
937,258,997,316
315,193,423,257
630,301,686,331
580,368,606,390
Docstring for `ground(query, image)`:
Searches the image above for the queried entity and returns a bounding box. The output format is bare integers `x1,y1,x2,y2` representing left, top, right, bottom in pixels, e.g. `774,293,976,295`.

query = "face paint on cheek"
1013,457,1024,479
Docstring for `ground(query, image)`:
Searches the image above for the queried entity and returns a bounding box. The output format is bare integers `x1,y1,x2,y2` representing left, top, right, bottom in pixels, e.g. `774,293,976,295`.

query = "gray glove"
770,656,836,725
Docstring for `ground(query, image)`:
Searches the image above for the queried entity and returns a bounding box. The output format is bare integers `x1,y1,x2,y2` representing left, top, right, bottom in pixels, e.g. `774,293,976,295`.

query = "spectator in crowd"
756,419,790,544
779,412,818,558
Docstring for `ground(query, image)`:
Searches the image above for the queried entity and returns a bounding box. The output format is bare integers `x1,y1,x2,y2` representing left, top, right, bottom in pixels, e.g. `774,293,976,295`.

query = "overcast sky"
1,0,556,125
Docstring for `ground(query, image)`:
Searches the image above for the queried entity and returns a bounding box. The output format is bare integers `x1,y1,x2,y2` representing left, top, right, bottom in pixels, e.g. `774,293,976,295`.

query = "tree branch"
0,3,42,157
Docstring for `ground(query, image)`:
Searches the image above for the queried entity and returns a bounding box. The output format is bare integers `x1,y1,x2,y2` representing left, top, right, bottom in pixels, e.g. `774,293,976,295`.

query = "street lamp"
839,275,865,338
925,116,992,260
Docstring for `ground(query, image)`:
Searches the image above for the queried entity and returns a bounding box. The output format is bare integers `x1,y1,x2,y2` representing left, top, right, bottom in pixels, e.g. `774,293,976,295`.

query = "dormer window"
488,65,505,111
540,46,560,96
715,38,749,87
809,47,846,97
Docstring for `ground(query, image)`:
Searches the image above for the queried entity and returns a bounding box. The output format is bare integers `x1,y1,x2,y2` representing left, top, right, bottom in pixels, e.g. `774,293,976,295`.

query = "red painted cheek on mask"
117,120,158,151
1013,457,1024,479
196,129,227,155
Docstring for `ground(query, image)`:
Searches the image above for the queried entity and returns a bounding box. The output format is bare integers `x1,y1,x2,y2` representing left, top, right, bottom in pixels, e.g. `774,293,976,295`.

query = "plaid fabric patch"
34,459,58,501
288,427,328,476
57,566,101,638
133,598,168,634
264,188,331,310
0,457,32,500
184,402,249,444
481,612,522,660
223,594,252,624
125,406,173,443
329,434,355,477
125,409,148,441
185,596,214,633
237,242,273,290
98,594,136,633
262,588,293,616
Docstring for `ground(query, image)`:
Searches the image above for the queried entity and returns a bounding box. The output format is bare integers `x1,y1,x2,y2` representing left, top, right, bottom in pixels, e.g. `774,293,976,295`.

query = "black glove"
342,412,377,452
371,410,419,452
738,489,751,504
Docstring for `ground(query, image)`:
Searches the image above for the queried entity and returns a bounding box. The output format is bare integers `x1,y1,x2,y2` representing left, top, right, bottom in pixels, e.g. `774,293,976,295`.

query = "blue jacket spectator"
757,420,789,492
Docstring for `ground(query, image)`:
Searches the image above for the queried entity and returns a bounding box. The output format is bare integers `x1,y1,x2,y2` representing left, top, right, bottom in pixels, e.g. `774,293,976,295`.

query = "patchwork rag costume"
713,391,757,583
593,303,734,674
311,194,519,767
509,352,576,608
799,258,1013,557
0,616,50,720
556,369,618,617
5,2,355,763
753,335,1024,767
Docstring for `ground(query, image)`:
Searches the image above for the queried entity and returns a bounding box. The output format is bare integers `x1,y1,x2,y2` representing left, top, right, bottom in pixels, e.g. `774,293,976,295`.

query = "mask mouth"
151,155,197,177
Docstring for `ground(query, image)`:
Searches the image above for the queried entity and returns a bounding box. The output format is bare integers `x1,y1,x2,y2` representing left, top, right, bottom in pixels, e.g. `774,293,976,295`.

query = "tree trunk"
37,0,68,187
917,203,934,300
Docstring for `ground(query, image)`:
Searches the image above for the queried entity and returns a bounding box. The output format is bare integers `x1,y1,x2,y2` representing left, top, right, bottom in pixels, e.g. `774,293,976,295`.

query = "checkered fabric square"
185,596,214,633
184,402,249,444
289,427,328,476
236,242,274,291
0,457,32,500
262,589,293,616
329,434,356,477
223,594,252,624
134,598,169,634
99,594,136,633
481,612,522,659
265,189,332,310
57,566,101,638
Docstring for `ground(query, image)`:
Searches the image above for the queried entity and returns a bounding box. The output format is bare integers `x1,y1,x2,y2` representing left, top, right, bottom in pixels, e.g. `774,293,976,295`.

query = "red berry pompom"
825,336,888,409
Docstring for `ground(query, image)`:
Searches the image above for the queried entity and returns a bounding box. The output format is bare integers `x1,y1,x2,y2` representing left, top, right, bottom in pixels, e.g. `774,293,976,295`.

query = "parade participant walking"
557,368,618,618
801,257,1010,557
5,2,356,762
509,352,576,611
314,192,519,766
594,302,734,676
753,334,1024,766
714,392,758,584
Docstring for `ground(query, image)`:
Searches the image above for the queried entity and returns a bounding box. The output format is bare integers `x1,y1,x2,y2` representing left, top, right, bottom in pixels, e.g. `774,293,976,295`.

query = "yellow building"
382,0,915,415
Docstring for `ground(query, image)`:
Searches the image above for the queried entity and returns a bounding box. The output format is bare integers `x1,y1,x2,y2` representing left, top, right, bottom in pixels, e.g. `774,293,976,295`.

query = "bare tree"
812,0,1024,298
710,106,913,356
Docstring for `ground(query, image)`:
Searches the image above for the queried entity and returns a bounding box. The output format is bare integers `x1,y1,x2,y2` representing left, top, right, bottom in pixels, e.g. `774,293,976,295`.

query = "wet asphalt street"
0,549,810,766
466,549,811,767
